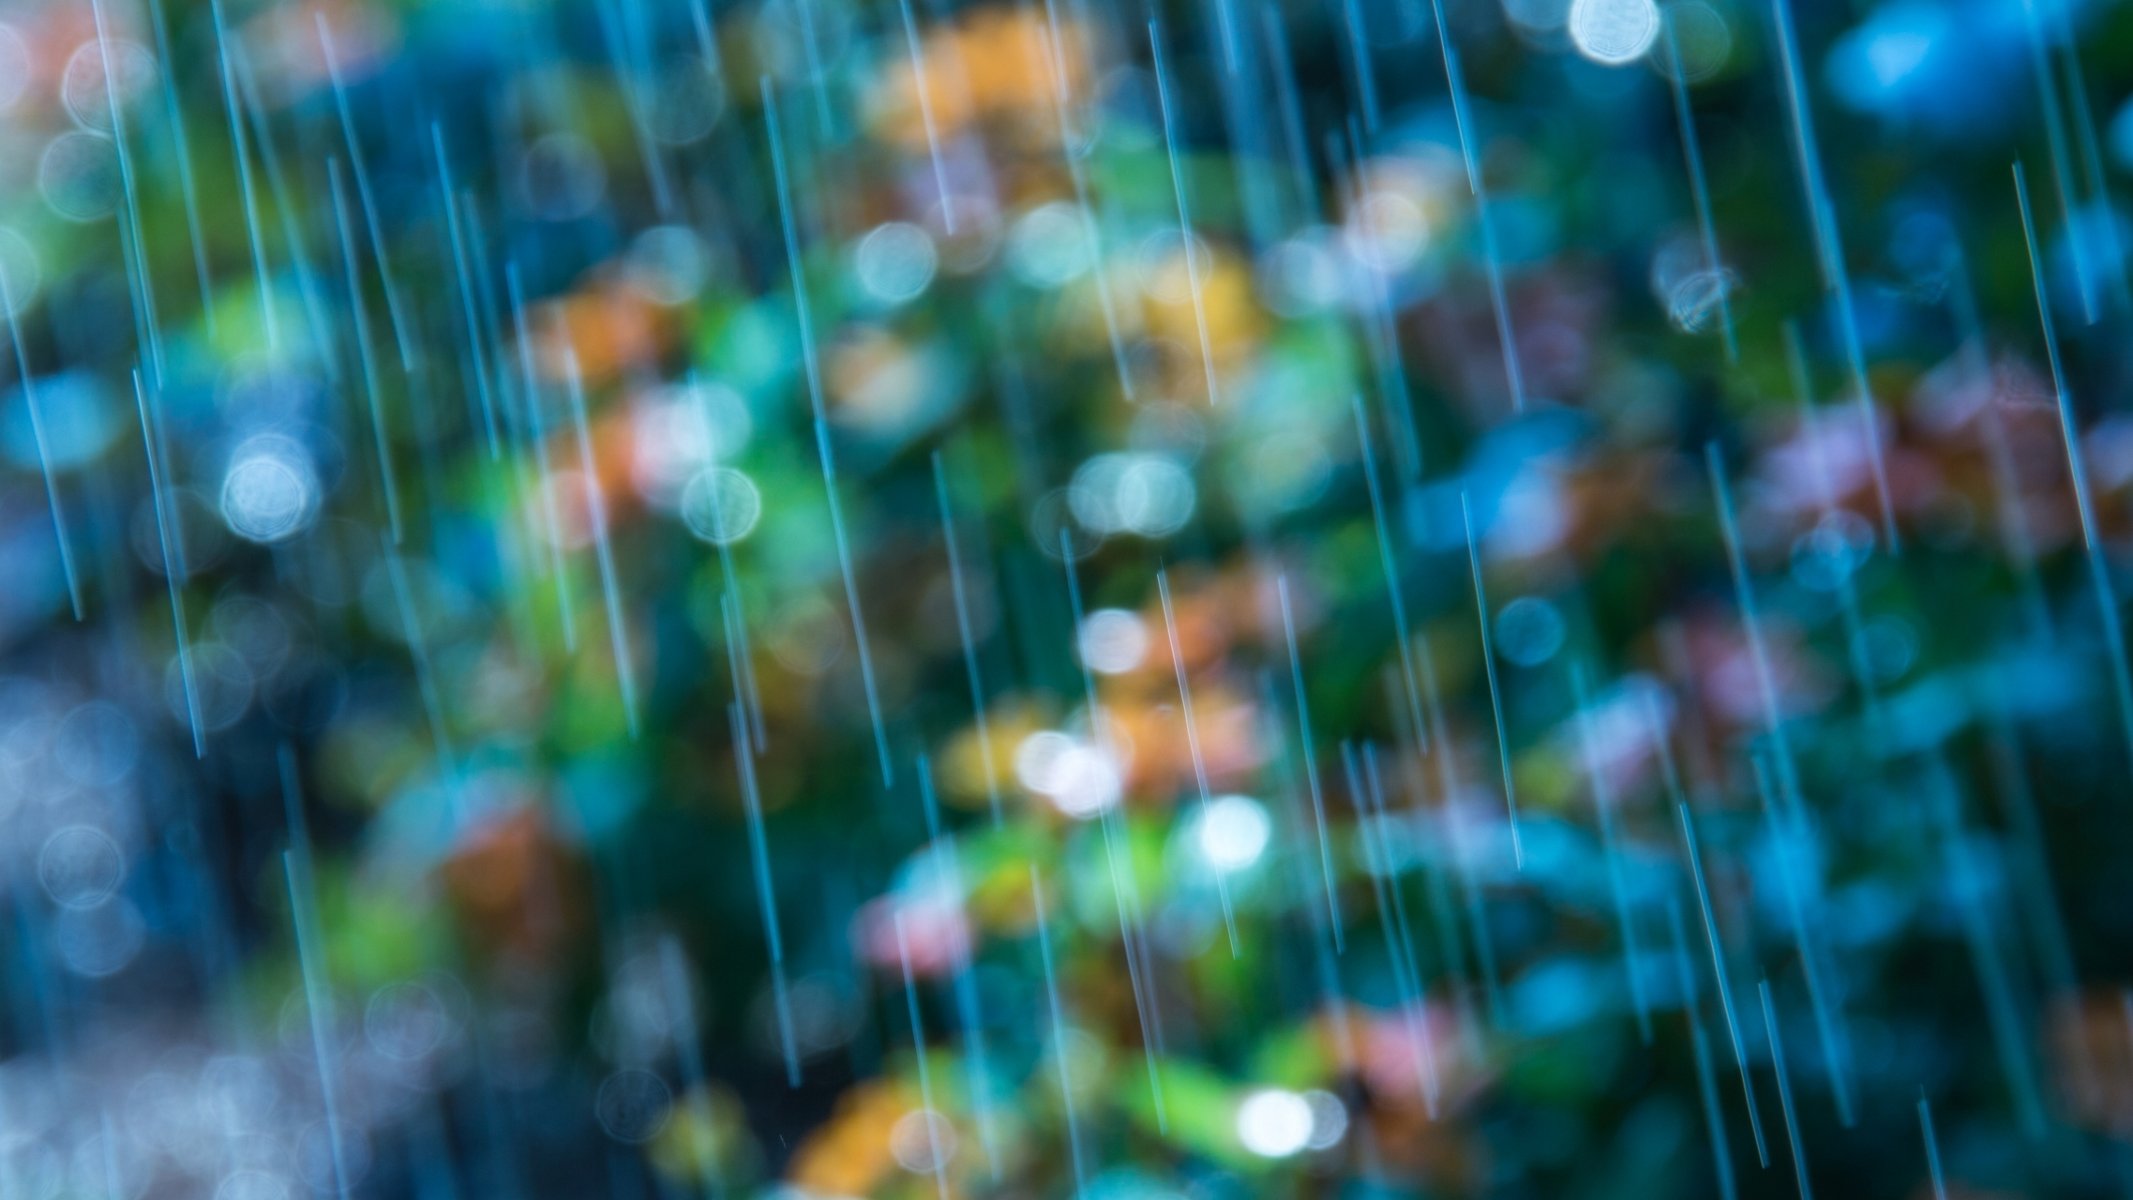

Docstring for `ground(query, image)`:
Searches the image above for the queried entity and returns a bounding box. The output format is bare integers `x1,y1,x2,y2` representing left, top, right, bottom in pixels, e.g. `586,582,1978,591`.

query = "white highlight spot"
594,1069,672,1144
1077,608,1149,675
1007,201,1094,288
38,826,123,909
1568,0,1659,65
1197,795,1271,873
680,467,763,545
854,222,938,304
1236,1087,1314,1158
889,1108,957,1174
1068,452,1196,538
1014,730,1122,819
220,438,319,544
1304,1089,1350,1150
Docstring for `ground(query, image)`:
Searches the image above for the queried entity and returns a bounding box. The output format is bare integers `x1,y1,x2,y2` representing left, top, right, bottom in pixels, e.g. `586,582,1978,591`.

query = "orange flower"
439,806,587,968
2047,991,2133,1138
870,7,1090,152
786,1079,921,1196
242,0,403,100
533,284,676,389
1138,247,1265,391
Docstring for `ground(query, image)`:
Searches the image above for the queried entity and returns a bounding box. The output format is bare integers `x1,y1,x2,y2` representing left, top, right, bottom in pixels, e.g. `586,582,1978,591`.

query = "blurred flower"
439,806,588,968
869,7,1091,153
853,860,972,978
786,1079,922,1197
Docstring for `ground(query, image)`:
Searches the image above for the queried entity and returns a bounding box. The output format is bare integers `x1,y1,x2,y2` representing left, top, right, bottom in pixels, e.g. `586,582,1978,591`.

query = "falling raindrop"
1649,235,1735,335
1665,268,1739,334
